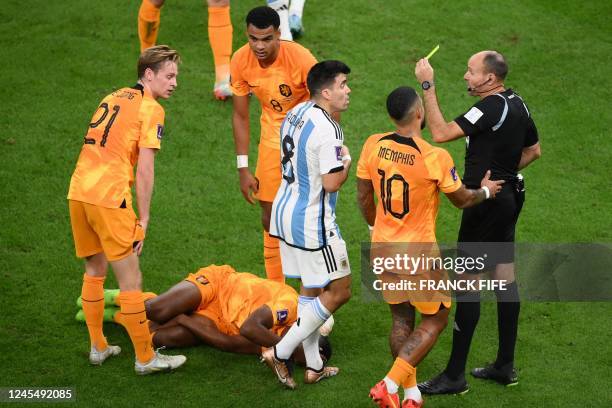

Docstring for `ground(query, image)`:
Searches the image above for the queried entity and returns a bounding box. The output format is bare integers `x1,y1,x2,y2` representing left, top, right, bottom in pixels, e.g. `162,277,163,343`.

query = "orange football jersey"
68,85,164,208
357,133,462,243
194,265,298,336
230,41,317,149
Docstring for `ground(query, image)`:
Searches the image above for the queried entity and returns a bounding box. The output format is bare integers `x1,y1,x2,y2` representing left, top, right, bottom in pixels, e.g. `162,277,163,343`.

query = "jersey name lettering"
377,146,415,165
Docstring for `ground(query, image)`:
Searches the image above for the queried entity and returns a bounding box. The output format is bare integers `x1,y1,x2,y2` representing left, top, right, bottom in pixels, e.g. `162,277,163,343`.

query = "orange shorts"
69,200,145,261
381,271,452,315
370,242,450,315
254,143,281,202
185,268,237,335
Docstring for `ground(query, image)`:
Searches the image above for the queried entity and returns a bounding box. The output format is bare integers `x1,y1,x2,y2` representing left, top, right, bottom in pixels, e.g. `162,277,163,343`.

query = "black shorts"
458,184,525,268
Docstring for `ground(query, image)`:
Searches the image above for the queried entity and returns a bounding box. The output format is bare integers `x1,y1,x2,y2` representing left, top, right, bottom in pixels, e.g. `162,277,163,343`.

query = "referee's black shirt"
454,89,539,188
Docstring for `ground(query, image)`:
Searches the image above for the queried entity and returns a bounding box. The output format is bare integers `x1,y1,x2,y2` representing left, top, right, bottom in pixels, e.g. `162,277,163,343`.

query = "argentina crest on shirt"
270,101,345,250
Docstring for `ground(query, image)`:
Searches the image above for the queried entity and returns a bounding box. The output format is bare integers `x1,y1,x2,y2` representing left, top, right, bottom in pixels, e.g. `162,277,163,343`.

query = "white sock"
297,296,323,370
267,0,292,41
403,385,422,402
289,0,305,18
383,376,399,394
275,297,329,360
297,295,314,314
303,327,322,370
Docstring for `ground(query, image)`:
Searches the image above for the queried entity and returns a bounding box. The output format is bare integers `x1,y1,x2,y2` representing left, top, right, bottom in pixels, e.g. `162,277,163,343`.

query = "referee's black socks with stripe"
444,291,481,380
494,281,520,371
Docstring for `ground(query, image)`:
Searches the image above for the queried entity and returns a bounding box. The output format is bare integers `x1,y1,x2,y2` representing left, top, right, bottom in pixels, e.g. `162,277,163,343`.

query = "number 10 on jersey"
377,169,410,219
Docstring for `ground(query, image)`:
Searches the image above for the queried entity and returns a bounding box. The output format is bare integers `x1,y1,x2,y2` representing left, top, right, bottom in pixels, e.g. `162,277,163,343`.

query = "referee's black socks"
444,291,481,380
494,281,520,371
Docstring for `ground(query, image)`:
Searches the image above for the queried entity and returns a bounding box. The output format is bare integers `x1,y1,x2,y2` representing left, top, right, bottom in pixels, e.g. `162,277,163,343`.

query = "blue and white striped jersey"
270,101,345,250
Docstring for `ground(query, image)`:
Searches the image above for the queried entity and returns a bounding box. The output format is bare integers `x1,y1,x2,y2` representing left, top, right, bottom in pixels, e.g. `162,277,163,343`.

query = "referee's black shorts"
458,183,525,269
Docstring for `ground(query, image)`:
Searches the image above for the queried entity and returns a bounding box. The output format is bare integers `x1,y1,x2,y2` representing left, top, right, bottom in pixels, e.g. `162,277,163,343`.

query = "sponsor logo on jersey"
156,124,164,140
277,309,289,324
451,166,458,181
279,84,292,97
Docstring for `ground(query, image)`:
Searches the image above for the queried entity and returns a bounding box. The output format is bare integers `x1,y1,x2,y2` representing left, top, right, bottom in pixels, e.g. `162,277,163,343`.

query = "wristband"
367,225,374,231
237,155,248,168
481,186,491,199
341,154,352,162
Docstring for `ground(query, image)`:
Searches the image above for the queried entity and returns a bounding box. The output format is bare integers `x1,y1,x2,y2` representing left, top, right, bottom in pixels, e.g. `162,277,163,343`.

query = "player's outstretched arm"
415,58,465,143
232,94,258,204
445,170,504,208
356,177,376,227
135,147,157,255
175,313,261,354
239,305,282,348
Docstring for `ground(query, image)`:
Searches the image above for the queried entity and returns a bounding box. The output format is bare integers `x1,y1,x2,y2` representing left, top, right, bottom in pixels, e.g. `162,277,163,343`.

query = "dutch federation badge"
276,309,288,324
156,124,164,140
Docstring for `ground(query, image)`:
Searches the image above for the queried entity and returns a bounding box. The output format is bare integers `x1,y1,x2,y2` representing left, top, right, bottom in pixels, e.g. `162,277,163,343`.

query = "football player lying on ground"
76,264,332,363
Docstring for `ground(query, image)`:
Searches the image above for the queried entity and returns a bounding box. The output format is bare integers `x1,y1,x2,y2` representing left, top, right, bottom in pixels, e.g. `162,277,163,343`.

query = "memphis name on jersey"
270,101,345,250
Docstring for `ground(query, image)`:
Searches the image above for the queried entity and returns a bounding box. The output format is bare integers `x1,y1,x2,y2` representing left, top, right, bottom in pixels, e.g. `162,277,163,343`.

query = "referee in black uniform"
414,50,541,394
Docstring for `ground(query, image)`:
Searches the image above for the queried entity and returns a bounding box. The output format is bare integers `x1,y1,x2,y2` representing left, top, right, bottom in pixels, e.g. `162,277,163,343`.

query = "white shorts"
280,234,351,288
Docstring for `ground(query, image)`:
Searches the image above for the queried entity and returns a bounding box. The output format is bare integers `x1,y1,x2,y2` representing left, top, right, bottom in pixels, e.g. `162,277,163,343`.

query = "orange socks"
118,291,155,363
401,366,418,388
387,357,416,388
113,291,156,306
138,0,162,52
81,274,108,350
263,231,284,283
208,6,232,83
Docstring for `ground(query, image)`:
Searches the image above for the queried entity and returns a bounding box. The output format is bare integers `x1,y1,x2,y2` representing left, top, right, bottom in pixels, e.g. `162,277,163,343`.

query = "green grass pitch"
1,0,611,406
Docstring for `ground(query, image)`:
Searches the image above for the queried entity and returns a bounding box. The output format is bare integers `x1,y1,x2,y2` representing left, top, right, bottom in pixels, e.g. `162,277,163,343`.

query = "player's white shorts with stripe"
280,234,351,288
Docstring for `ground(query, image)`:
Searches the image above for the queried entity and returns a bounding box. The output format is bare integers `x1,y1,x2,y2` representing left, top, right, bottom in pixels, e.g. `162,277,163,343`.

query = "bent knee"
431,307,450,331
334,286,351,306
146,301,171,323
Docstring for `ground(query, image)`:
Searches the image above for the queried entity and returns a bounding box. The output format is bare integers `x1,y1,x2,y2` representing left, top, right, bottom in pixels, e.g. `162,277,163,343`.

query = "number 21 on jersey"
84,103,120,147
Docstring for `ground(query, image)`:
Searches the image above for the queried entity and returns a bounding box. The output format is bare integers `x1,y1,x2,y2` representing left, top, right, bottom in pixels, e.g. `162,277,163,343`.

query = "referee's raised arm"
415,58,465,143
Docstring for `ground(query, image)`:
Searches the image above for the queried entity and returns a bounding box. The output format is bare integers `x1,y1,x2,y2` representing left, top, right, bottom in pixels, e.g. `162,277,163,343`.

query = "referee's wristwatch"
421,80,433,90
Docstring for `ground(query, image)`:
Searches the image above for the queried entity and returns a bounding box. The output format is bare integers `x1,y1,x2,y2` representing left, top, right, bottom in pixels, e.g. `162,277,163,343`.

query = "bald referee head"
464,50,508,97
